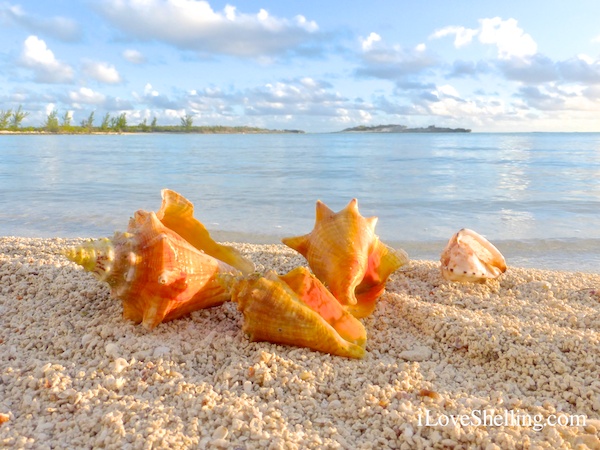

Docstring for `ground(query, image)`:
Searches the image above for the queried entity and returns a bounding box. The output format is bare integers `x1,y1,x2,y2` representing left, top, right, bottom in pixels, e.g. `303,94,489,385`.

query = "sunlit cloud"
361,32,381,51
479,17,537,60
19,35,74,83
68,87,106,105
94,0,322,58
430,26,478,48
431,17,537,60
82,61,122,84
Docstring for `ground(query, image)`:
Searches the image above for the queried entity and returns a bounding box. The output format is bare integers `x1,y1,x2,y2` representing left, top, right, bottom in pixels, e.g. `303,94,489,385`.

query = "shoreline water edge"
0,237,599,448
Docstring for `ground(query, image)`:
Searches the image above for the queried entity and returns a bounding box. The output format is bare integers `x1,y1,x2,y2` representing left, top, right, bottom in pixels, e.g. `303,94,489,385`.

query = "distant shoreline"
339,124,471,133
0,128,305,136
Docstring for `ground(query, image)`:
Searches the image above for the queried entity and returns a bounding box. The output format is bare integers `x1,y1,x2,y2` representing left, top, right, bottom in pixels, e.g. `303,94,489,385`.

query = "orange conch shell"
157,189,254,275
65,210,238,330
282,199,408,318
440,228,507,283
230,267,367,359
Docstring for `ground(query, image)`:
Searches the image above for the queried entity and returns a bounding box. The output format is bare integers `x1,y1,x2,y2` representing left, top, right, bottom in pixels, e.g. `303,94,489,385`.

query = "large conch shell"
230,267,367,359
282,199,408,318
65,210,238,330
157,189,254,275
440,228,507,283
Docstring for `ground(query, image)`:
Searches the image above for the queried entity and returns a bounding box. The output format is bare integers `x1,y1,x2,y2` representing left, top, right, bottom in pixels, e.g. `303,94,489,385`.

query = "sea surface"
2,132,600,273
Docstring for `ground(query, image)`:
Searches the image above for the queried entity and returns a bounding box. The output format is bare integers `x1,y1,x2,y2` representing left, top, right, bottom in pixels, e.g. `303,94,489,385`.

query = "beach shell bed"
0,237,599,449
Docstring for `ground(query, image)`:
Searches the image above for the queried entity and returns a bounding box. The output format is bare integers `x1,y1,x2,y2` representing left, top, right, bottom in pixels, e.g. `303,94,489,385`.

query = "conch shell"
440,228,507,283
230,267,367,359
282,199,408,318
65,210,238,330
157,189,254,275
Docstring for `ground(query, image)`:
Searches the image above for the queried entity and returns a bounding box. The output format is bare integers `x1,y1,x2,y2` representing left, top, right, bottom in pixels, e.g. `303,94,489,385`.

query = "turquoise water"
2,132,600,272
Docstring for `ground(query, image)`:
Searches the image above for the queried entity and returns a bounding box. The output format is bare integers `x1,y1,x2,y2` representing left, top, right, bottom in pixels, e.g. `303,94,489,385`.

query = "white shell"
440,228,506,282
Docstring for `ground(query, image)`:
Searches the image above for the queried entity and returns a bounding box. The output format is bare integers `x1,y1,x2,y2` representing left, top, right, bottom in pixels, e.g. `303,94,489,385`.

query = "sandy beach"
0,236,599,449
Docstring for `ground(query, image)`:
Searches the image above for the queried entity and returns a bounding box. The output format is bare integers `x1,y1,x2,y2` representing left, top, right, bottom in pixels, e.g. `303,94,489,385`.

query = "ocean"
2,132,600,273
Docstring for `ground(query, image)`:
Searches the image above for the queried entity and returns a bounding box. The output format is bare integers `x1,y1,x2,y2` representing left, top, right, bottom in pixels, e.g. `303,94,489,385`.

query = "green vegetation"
0,109,12,129
43,110,60,132
80,111,95,133
180,113,193,132
9,105,29,131
0,105,305,134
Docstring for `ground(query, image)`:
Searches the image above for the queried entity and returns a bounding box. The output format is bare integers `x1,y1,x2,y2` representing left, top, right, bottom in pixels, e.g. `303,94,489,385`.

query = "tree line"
0,105,195,133
0,106,300,134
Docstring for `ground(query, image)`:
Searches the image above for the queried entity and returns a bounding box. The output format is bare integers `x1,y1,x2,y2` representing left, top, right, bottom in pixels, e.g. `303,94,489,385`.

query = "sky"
1,0,600,132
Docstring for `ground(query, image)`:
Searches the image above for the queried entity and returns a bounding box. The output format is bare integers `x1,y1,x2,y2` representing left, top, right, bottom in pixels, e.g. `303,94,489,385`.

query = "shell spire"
65,210,239,330
64,237,117,279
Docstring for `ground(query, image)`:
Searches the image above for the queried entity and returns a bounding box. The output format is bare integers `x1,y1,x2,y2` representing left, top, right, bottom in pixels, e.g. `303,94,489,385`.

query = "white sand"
0,237,599,449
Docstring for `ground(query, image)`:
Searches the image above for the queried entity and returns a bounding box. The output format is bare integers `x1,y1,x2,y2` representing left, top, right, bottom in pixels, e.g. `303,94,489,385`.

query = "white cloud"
356,34,438,81
517,85,593,112
361,32,381,51
82,61,122,84
479,17,537,60
127,78,370,125
430,26,478,47
437,84,460,98
95,0,321,58
19,35,74,83
45,103,56,116
576,54,595,65
242,78,374,122
431,17,537,60
122,49,146,64
134,84,179,109
69,87,106,104
0,3,81,41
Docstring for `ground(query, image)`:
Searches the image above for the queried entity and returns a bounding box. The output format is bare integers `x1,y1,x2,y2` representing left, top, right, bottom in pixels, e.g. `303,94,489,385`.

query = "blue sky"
1,0,600,132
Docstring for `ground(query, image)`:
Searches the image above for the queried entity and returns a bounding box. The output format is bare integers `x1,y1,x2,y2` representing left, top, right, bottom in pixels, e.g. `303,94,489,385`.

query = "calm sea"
2,132,600,273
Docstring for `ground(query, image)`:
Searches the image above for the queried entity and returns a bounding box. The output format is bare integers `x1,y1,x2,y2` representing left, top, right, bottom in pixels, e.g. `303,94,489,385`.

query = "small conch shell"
157,189,254,275
230,267,367,358
282,199,408,318
65,210,238,330
440,228,507,283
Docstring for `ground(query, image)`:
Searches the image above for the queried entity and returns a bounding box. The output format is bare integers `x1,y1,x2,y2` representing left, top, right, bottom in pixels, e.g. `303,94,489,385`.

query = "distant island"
339,124,471,133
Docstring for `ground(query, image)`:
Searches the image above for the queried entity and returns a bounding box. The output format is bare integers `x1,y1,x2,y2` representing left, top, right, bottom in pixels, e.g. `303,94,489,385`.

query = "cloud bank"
94,0,322,59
